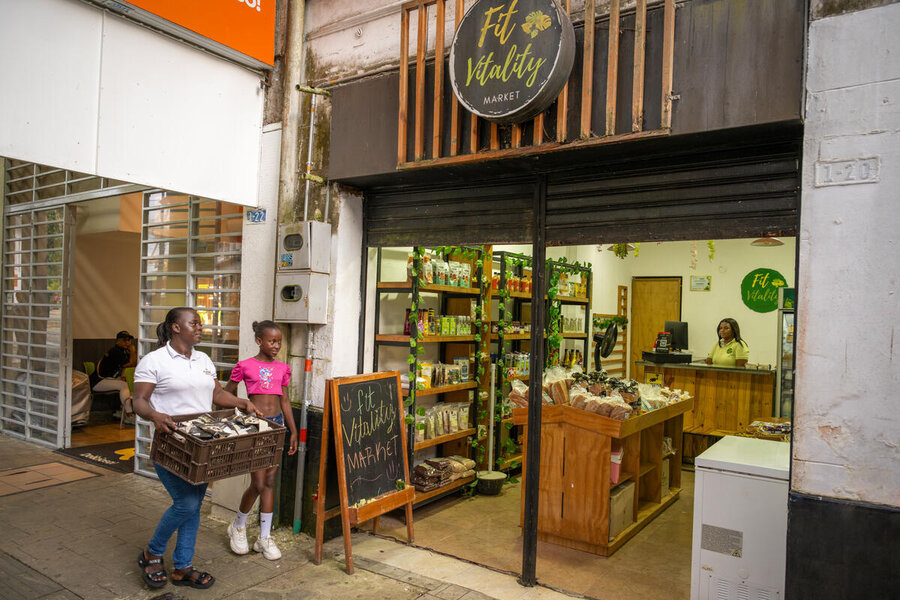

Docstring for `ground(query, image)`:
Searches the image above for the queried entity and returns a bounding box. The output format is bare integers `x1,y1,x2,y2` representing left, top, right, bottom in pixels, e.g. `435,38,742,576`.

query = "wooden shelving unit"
413,475,476,503
414,427,477,450
513,399,691,557
378,281,481,296
373,246,488,507
405,381,478,398
377,334,477,344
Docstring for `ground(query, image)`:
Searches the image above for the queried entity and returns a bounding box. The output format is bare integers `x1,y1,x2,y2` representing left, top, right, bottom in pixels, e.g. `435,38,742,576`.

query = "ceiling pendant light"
750,237,784,247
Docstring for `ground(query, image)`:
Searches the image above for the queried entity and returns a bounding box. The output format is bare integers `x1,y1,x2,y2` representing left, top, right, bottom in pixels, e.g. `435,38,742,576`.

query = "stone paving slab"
0,435,577,600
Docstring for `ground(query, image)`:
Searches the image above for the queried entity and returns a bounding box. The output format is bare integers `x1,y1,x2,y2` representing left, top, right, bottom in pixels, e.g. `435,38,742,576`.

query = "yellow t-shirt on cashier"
707,339,749,366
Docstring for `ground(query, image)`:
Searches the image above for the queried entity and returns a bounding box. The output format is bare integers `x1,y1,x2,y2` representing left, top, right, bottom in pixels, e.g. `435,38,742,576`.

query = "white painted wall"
587,240,796,368
287,188,365,410
0,0,265,207
306,0,627,83
210,124,281,515
72,231,140,339
794,3,900,507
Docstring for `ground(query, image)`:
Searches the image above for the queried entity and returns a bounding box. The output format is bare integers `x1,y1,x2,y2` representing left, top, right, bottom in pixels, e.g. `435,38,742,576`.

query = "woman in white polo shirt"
132,307,259,590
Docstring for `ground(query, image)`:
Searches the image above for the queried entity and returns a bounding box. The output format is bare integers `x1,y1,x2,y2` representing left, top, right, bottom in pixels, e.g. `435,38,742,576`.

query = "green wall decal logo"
741,268,788,313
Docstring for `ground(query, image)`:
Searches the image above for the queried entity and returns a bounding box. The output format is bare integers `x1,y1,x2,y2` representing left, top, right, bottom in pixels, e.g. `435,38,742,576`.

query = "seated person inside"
706,318,749,367
90,330,137,422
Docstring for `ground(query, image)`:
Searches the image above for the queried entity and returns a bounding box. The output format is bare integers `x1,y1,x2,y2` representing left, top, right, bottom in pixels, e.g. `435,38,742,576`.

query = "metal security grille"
0,207,73,448
4,158,146,207
135,191,243,475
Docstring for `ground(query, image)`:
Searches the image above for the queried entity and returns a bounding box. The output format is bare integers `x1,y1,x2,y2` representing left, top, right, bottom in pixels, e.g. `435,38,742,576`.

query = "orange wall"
125,0,275,65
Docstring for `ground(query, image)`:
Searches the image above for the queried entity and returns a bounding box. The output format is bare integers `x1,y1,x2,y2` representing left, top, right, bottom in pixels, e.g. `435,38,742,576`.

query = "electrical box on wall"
274,272,328,324
278,221,331,273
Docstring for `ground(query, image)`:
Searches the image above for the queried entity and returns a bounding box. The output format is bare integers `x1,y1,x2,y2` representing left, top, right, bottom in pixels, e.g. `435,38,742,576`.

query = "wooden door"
630,278,682,381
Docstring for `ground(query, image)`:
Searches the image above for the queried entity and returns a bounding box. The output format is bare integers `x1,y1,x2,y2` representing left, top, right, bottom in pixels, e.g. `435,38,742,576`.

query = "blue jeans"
267,413,284,426
149,464,208,569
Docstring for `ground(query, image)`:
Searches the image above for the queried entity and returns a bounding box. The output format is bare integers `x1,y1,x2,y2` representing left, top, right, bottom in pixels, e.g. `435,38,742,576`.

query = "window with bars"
139,192,243,378
0,207,71,447
4,158,136,205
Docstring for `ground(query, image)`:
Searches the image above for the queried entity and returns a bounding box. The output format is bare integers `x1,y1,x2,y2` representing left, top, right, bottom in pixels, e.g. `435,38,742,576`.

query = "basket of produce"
150,409,286,485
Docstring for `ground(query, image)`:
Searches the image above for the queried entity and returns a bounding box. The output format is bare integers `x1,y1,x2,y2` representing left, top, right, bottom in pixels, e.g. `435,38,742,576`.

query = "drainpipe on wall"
275,0,307,532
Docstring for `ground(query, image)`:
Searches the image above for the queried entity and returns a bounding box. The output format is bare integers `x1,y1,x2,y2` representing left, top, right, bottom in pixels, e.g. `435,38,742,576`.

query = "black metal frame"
355,124,803,589
491,250,534,472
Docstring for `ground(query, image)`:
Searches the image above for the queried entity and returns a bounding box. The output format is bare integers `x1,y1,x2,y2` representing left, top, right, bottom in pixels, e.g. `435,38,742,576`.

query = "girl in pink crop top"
230,357,291,395
223,320,297,560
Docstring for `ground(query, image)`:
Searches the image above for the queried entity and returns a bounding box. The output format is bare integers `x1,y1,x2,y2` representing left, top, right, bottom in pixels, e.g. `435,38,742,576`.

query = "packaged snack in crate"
150,408,286,485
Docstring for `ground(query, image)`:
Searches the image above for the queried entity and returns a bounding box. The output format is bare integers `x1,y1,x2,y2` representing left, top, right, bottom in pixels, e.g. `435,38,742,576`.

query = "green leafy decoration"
404,414,415,425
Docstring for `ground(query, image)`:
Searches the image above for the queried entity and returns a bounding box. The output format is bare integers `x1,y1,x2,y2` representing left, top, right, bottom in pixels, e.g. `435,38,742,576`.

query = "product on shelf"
636,382,692,411
435,259,449,285
506,367,664,421
453,357,470,382
423,254,434,284
412,456,476,492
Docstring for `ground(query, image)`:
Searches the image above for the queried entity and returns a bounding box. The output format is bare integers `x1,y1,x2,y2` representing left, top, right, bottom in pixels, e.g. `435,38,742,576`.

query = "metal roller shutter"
365,180,535,247
545,137,801,245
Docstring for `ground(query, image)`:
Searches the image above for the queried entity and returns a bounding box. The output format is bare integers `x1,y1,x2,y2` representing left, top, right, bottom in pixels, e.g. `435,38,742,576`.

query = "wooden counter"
513,398,692,556
637,361,775,461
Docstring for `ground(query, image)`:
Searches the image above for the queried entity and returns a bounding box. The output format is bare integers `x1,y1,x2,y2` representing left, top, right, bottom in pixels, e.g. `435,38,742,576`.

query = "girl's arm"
131,382,177,433
280,394,299,455
212,381,261,416
223,380,239,395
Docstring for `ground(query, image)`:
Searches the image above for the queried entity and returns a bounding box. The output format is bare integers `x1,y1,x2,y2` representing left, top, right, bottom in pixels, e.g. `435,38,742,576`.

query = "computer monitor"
664,321,689,351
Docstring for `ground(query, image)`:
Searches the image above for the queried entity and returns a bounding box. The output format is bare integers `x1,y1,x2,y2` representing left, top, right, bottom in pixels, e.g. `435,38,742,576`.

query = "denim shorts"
266,413,284,426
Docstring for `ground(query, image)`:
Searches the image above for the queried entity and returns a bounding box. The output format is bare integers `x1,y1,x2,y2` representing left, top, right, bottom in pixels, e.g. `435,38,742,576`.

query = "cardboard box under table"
151,409,286,485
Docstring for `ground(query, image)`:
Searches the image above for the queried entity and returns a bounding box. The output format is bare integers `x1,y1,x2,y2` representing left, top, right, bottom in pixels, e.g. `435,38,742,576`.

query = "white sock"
234,510,249,529
260,512,273,539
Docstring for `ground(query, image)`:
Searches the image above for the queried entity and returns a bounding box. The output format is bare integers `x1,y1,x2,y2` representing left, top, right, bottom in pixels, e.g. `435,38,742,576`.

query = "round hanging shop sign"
449,0,575,124
741,268,789,313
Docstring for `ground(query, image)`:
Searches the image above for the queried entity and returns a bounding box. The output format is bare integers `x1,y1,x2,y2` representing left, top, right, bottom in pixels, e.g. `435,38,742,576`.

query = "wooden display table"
513,398,692,556
637,361,774,462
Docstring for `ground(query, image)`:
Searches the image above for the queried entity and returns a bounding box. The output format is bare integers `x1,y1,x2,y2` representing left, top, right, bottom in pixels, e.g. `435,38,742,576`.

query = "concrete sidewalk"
0,435,576,600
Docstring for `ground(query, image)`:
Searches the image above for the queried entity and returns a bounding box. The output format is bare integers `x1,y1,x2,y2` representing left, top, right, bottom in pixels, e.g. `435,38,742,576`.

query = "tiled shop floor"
0,461,97,496
372,471,695,599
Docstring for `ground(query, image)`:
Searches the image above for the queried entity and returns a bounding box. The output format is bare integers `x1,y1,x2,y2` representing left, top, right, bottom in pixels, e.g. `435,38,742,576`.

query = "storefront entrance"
1,158,245,463
362,235,796,597
351,123,800,597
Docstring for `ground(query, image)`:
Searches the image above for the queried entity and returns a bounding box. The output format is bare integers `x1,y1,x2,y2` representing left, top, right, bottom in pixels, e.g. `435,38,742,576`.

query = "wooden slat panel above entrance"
365,182,535,247
544,138,801,245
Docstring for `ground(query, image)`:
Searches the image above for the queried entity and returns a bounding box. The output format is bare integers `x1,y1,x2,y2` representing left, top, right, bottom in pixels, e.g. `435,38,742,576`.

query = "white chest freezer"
691,436,789,600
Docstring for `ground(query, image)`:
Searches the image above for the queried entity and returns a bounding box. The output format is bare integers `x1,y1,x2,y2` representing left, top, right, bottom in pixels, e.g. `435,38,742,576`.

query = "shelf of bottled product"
377,281,481,296
404,381,478,398
376,334,477,345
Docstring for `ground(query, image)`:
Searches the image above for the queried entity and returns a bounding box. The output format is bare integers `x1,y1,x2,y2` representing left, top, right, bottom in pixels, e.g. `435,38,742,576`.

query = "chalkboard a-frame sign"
313,372,414,574
449,0,575,124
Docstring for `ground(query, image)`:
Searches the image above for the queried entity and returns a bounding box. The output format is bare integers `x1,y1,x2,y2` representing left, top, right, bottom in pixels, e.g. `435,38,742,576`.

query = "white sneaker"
253,535,282,560
227,523,249,555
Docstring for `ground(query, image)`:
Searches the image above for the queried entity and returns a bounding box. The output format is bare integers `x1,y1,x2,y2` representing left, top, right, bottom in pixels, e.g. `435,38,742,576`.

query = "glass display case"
775,288,795,418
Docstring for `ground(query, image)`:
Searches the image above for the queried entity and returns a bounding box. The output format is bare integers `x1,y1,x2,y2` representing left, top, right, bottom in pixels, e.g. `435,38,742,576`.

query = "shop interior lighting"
750,237,784,247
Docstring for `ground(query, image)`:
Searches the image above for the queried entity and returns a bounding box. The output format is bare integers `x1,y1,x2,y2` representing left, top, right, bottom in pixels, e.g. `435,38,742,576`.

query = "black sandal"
172,567,215,589
137,550,167,589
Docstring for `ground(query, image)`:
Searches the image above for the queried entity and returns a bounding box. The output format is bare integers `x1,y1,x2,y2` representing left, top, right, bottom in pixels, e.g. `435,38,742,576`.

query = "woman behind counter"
706,318,749,367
